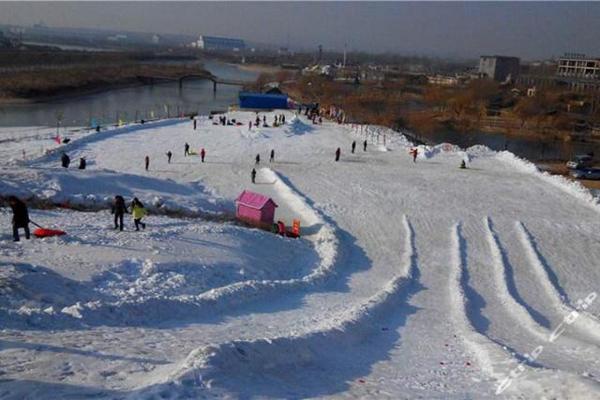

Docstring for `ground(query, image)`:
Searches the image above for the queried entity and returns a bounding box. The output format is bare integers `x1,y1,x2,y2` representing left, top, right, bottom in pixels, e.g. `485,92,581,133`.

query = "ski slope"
1,111,599,399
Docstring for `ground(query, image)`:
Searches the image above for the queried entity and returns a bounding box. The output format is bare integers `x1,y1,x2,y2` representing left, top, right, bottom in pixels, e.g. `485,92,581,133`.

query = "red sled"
33,228,66,238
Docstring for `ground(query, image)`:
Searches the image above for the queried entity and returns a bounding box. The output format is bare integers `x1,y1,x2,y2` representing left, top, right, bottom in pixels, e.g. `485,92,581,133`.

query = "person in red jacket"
200,148,206,163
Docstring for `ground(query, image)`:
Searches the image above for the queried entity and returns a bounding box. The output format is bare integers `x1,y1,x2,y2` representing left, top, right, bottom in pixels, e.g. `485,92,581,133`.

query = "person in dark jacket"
184,142,190,157
335,147,341,162
145,155,150,171
200,148,206,163
255,154,260,165
270,149,275,163
251,168,257,184
166,151,172,164
61,152,70,168
363,140,367,152
111,195,127,231
8,196,30,241
193,119,197,130
78,157,86,169
351,141,356,154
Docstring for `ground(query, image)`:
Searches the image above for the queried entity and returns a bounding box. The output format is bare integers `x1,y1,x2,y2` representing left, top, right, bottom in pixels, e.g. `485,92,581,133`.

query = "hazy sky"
0,2,599,60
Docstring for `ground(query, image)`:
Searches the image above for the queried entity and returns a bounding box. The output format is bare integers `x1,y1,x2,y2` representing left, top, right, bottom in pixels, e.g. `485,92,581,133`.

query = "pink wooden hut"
235,190,278,227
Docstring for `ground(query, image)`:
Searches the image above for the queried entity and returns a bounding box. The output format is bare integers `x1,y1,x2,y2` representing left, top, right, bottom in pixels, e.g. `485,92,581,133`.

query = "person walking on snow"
249,121,252,130
166,151,172,164
251,168,257,184
200,148,206,163
410,148,418,163
255,154,260,165
351,140,356,154
184,142,190,157
270,149,275,163
363,140,367,152
145,155,150,171
61,152,70,168
130,197,147,231
78,157,86,170
335,147,341,162
111,195,127,231
193,118,197,130
8,196,30,242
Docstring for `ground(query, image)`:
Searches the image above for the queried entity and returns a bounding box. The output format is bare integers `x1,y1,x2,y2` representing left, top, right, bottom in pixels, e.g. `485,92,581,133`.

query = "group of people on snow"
111,195,147,231
61,152,86,169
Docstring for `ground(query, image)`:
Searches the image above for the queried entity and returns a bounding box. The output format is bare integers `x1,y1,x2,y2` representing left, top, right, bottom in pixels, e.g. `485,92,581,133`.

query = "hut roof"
235,190,278,210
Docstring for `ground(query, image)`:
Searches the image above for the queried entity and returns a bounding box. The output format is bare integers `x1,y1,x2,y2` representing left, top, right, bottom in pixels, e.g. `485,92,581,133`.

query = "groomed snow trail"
1,111,600,398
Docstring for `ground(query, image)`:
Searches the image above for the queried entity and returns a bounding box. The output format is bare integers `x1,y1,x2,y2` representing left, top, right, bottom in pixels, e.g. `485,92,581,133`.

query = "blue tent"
239,92,289,109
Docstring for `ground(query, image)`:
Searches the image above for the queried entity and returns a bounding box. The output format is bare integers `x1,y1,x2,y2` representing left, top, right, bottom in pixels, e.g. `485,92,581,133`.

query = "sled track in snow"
449,222,600,397
484,217,549,341
5,169,342,328
515,221,600,344
138,216,421,396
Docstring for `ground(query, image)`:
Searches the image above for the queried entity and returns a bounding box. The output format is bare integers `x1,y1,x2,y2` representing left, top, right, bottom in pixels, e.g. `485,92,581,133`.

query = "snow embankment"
155,216,418,396
495,151,600,209
1,167,227,217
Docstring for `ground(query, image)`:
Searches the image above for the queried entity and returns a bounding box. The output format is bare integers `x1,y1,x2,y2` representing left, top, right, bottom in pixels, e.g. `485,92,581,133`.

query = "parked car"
566,154,593,170
571,168,600,180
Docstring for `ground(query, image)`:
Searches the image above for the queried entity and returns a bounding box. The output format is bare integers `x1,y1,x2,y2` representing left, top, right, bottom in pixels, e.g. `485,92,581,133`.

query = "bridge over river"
136,73,249,92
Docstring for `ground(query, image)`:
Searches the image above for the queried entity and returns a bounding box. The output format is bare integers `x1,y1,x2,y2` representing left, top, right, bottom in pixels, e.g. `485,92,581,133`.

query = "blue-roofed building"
195,35,245,51
239,92,289,109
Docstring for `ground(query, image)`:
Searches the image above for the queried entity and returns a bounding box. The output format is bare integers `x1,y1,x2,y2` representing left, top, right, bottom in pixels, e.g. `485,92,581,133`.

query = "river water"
0,61,257,128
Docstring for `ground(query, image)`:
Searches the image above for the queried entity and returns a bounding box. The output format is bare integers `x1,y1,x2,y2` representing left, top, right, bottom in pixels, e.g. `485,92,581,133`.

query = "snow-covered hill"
1,112,599,399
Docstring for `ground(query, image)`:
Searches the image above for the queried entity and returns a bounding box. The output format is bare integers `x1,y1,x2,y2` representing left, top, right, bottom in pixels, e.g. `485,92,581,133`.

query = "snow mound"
284,116,314,136
1,168,228,217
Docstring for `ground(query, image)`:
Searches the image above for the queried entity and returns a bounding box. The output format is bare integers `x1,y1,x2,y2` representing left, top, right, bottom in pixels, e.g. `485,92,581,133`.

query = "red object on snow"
33,228,66,238
277,220,286,236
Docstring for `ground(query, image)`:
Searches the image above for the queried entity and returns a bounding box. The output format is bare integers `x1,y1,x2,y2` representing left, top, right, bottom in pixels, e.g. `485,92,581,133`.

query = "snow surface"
1,111,599,399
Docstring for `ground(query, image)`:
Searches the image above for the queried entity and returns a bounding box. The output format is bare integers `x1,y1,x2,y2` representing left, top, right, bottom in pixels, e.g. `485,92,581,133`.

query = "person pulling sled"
8,196,30,241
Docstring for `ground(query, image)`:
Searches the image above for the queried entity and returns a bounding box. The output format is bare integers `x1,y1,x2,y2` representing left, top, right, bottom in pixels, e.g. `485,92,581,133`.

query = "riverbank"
0,63,212,105
235,62,282,74
283,76,600,162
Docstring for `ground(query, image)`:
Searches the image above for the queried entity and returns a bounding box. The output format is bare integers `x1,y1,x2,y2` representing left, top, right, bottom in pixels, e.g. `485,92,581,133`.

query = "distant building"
556,53,600,80
107,34,128,42
427,74,460,86
478,55,520,82
194,35,245,51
